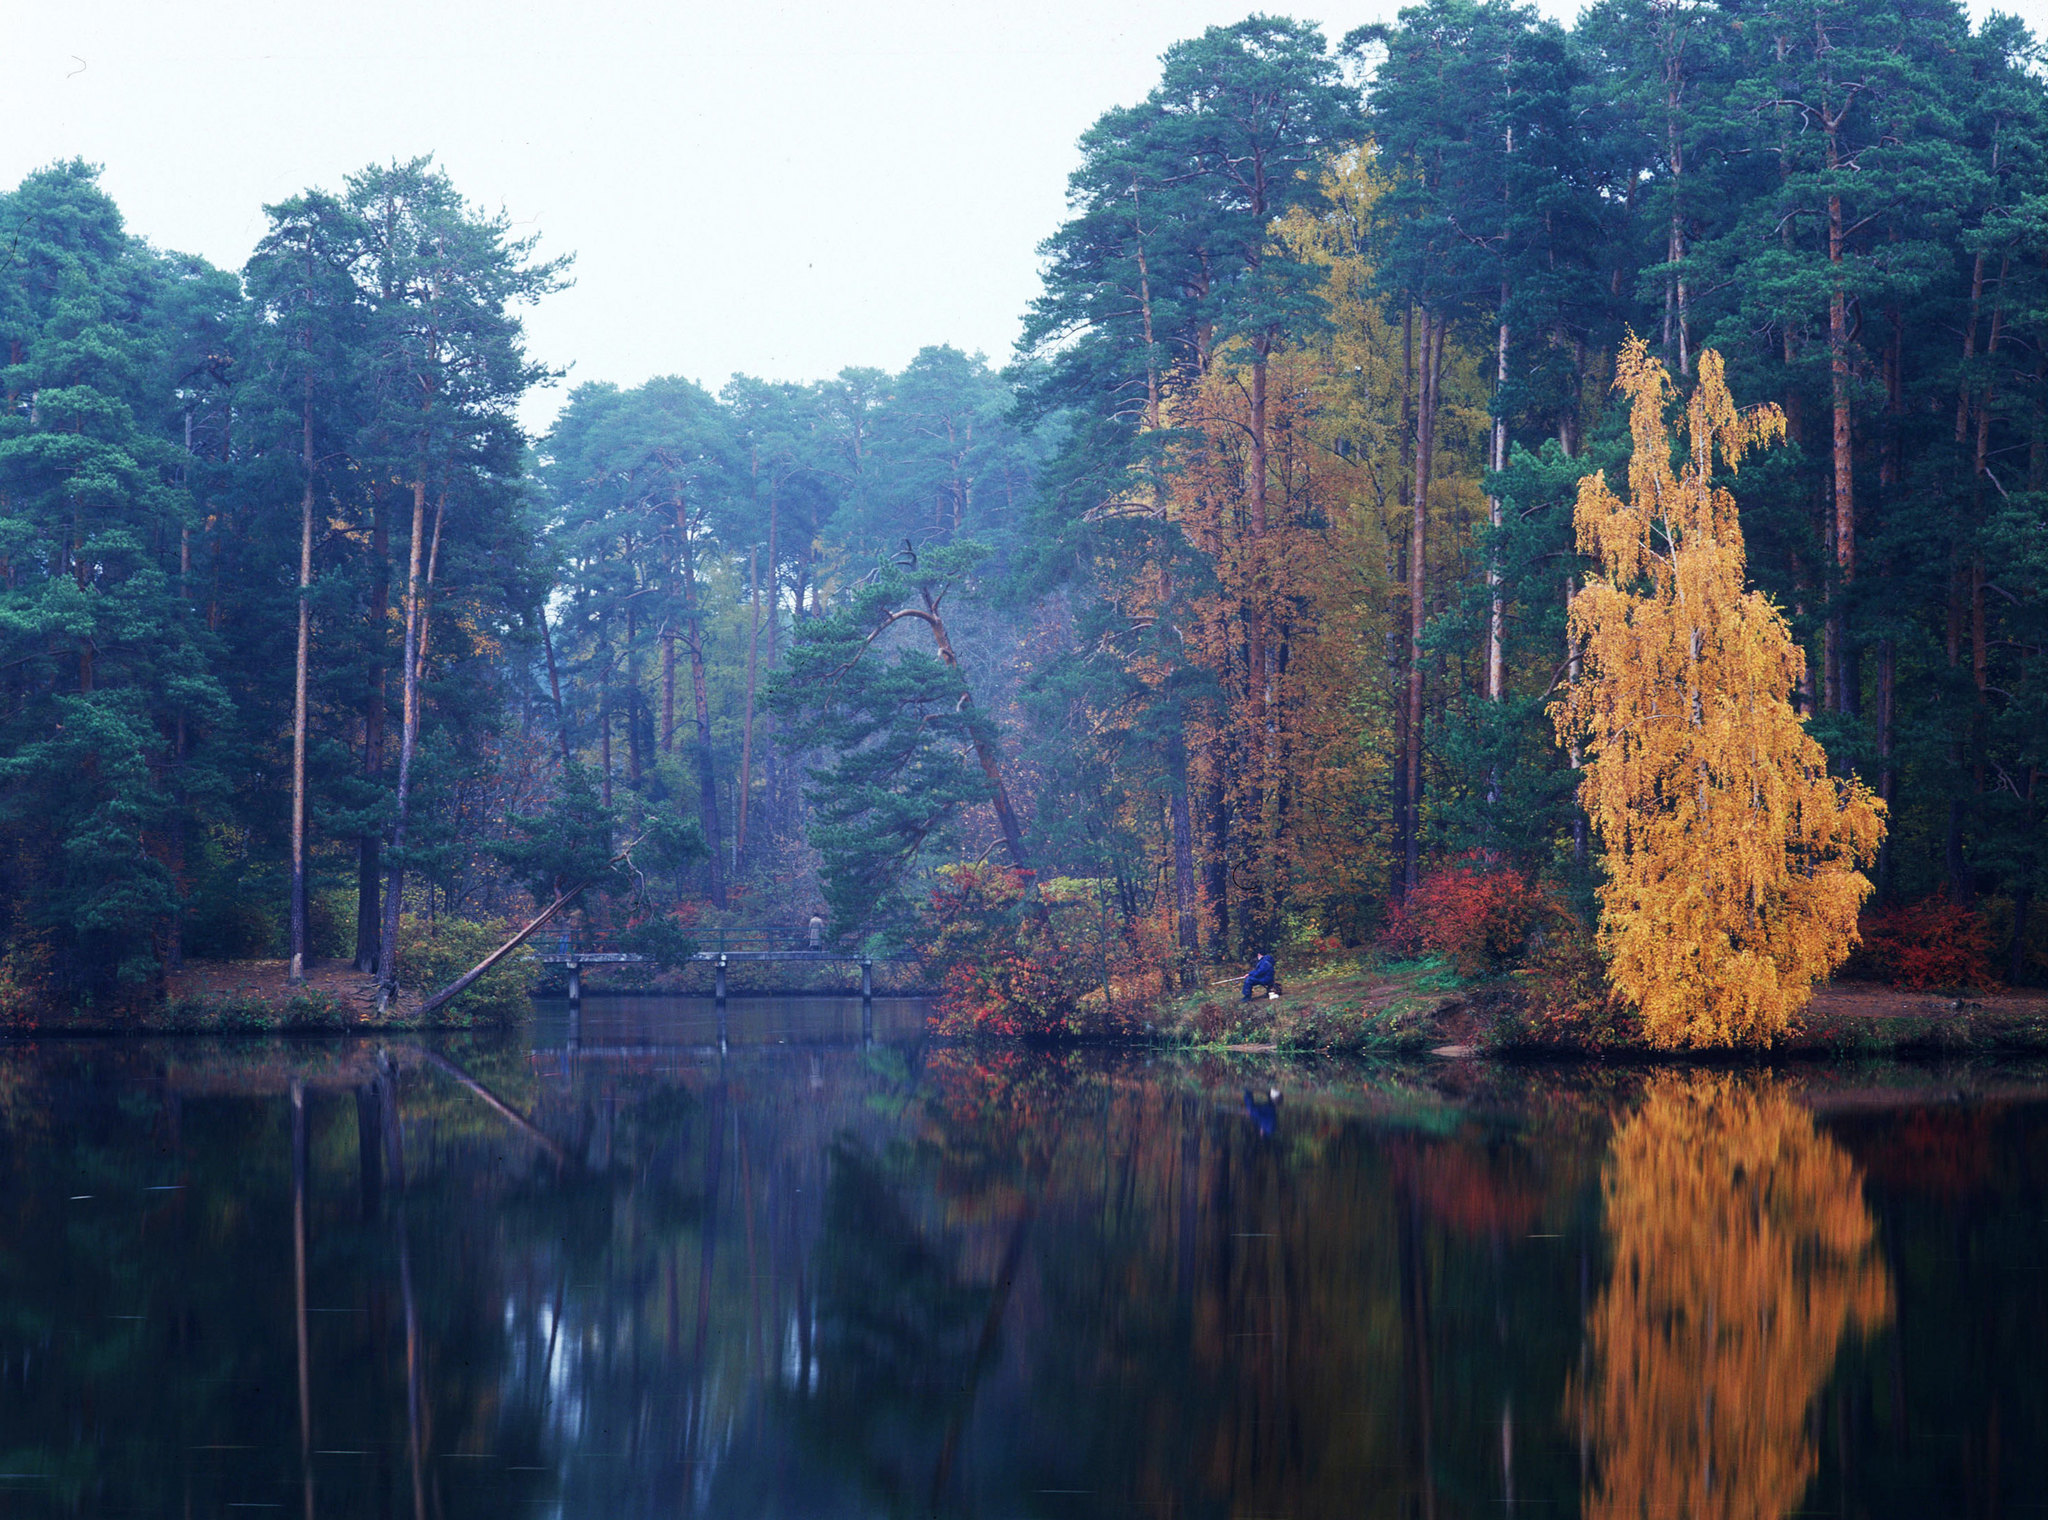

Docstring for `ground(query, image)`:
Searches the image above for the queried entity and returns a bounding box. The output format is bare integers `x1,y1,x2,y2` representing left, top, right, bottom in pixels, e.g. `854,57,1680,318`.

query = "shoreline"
5,955,2044,1057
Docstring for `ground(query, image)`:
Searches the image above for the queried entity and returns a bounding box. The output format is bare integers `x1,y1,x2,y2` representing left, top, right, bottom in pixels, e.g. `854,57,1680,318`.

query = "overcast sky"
2,0,2027,433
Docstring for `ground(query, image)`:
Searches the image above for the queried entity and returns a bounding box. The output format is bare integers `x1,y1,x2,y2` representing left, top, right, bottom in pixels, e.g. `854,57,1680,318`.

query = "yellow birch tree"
1555,338,1885,1047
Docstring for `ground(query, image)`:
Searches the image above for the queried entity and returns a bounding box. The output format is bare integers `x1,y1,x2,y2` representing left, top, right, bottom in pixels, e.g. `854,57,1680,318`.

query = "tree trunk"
736,544,761,866
1402,311,1441,896
1664,63,1691,375
355,494,389,973
1826,144,1857,715
1946,565,1974,902
915,595,1030,876
377,480,429,1009
626,605,644,790
1487,306,1509,705
1393,304,1415,901
2011,884,2034,986
660,602,677,755
539,605,570,770
1875,637,1895,901
413,870,609,1019
289,387,315,983
599,668,613,810
1204,770,1230,956
1171,781,1198,967
680,499,726,907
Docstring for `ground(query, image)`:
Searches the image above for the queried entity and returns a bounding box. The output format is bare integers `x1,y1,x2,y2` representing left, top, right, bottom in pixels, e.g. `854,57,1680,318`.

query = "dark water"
4,998,2047,1517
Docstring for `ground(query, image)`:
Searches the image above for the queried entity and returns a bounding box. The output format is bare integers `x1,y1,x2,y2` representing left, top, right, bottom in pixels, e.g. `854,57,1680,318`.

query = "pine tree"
1555,339,1885,1046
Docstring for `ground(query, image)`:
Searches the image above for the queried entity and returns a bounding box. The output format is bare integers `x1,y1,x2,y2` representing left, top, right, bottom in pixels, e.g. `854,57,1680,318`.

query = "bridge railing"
542,924,846,958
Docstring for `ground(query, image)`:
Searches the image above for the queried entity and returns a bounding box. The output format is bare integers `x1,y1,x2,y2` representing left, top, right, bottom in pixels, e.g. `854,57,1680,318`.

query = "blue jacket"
1248,955,1275,983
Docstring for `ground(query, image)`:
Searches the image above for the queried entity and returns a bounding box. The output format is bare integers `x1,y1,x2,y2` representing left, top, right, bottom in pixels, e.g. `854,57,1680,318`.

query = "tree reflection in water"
8,1033,2048,1516
1575,1074,1893,1520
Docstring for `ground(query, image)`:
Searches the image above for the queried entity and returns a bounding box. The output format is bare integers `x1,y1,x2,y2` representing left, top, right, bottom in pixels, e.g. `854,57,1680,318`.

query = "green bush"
396,914,537,1023
310,887,357,960
182,889,281,961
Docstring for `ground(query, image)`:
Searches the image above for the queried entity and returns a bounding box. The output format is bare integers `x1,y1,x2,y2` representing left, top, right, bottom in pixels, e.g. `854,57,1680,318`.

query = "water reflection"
0,1017,2039,1516
1575,1076,1893,1520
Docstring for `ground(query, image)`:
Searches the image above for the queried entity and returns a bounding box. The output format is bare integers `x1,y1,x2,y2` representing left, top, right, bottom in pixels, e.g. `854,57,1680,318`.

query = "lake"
2,994,2042,1517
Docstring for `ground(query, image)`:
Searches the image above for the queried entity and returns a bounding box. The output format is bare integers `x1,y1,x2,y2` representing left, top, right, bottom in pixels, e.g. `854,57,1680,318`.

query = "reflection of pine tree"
1575,1075,1892,1520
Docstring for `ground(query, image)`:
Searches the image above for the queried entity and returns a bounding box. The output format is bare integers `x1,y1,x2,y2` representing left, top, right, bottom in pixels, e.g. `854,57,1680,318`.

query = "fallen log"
413,833,644,1019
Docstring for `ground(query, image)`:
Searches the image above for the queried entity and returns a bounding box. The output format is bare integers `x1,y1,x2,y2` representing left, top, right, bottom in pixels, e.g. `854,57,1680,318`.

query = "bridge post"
567,958,582,1004
715,954,728,1002
860,957,873,1001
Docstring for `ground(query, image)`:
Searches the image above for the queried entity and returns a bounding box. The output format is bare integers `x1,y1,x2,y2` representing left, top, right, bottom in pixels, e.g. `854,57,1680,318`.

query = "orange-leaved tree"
1554,339,1885,1047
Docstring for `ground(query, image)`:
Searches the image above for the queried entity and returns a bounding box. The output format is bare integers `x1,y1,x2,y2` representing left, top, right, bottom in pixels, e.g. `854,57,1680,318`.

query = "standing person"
1242,951,1277,1001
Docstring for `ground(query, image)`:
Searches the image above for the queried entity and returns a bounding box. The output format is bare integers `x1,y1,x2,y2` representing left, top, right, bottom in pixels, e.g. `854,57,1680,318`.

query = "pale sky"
2,0,2028,433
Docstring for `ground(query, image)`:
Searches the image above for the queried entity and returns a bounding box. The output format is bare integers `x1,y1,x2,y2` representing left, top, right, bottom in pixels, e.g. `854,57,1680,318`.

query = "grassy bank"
1142,957,1473,1054
1142,952,2048,1060
0,959,500,1034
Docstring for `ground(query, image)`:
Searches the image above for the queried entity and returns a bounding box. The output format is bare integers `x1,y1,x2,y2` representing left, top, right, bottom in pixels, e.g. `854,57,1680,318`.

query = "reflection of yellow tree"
1578,1075,1892,1520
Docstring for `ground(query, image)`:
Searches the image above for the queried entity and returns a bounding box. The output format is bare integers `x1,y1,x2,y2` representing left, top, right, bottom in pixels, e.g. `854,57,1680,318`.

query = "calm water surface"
4,995,2046,1517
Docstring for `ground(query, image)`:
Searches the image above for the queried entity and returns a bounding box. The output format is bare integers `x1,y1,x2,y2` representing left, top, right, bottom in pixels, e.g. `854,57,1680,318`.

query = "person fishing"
1242,951,1278,1001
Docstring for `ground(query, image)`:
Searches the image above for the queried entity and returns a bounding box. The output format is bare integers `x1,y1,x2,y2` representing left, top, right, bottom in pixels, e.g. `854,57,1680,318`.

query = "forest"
2,0,2044,1034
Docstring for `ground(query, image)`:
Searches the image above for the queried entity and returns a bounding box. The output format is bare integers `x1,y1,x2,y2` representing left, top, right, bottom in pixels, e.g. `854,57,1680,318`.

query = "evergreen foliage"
2,0,2046,1029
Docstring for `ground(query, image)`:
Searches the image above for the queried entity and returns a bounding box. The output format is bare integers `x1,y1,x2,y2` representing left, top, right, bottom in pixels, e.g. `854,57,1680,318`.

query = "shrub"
1843,896,1997,991
1383,856,1561,976
310,887,357,960
917,863,1134,1040
395,914,538,1023
1504,926,1641,1051
0,932,56,1024
182,888,281,961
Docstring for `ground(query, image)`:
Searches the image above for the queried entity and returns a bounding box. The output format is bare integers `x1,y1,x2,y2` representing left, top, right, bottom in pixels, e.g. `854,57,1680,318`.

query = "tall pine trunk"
1487,303,1509,706
376,480,429,1009
540,605,570,770
289,383,315,983
679,498,726,907
660,603,677,754
1824,94,1858,716
735,544,761,868
355,496,389,973
1401,310,1441,896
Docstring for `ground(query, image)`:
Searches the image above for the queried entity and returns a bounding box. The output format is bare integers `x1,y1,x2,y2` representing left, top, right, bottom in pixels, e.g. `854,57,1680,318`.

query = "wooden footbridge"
536,925,912,1000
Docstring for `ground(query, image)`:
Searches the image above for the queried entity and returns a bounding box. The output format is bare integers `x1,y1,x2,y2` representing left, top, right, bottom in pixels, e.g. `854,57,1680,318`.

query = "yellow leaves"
1556,338,1883,1048
1576,1075,1891,1520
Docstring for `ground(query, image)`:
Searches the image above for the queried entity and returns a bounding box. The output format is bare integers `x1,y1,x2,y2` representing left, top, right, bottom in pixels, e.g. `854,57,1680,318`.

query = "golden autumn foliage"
1576,1075,1892,1520
1555,339,1885,1047
1170,353,1390,941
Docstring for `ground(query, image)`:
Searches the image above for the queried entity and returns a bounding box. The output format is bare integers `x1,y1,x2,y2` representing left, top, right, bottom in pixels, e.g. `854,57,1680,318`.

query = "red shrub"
917,864,1082,1040
1383,856,1561,976
1845,896,1997,990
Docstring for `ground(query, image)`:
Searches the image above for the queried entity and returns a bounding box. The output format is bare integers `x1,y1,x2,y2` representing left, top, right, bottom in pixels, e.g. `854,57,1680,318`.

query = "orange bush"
1843,896,1996,990
1383,856,1561,975
917,864,1081,1040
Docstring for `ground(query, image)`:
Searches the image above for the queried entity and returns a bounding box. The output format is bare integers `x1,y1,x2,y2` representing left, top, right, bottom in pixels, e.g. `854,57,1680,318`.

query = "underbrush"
1841,896,1999,991
157,992,358,1032
395,913,537,1022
